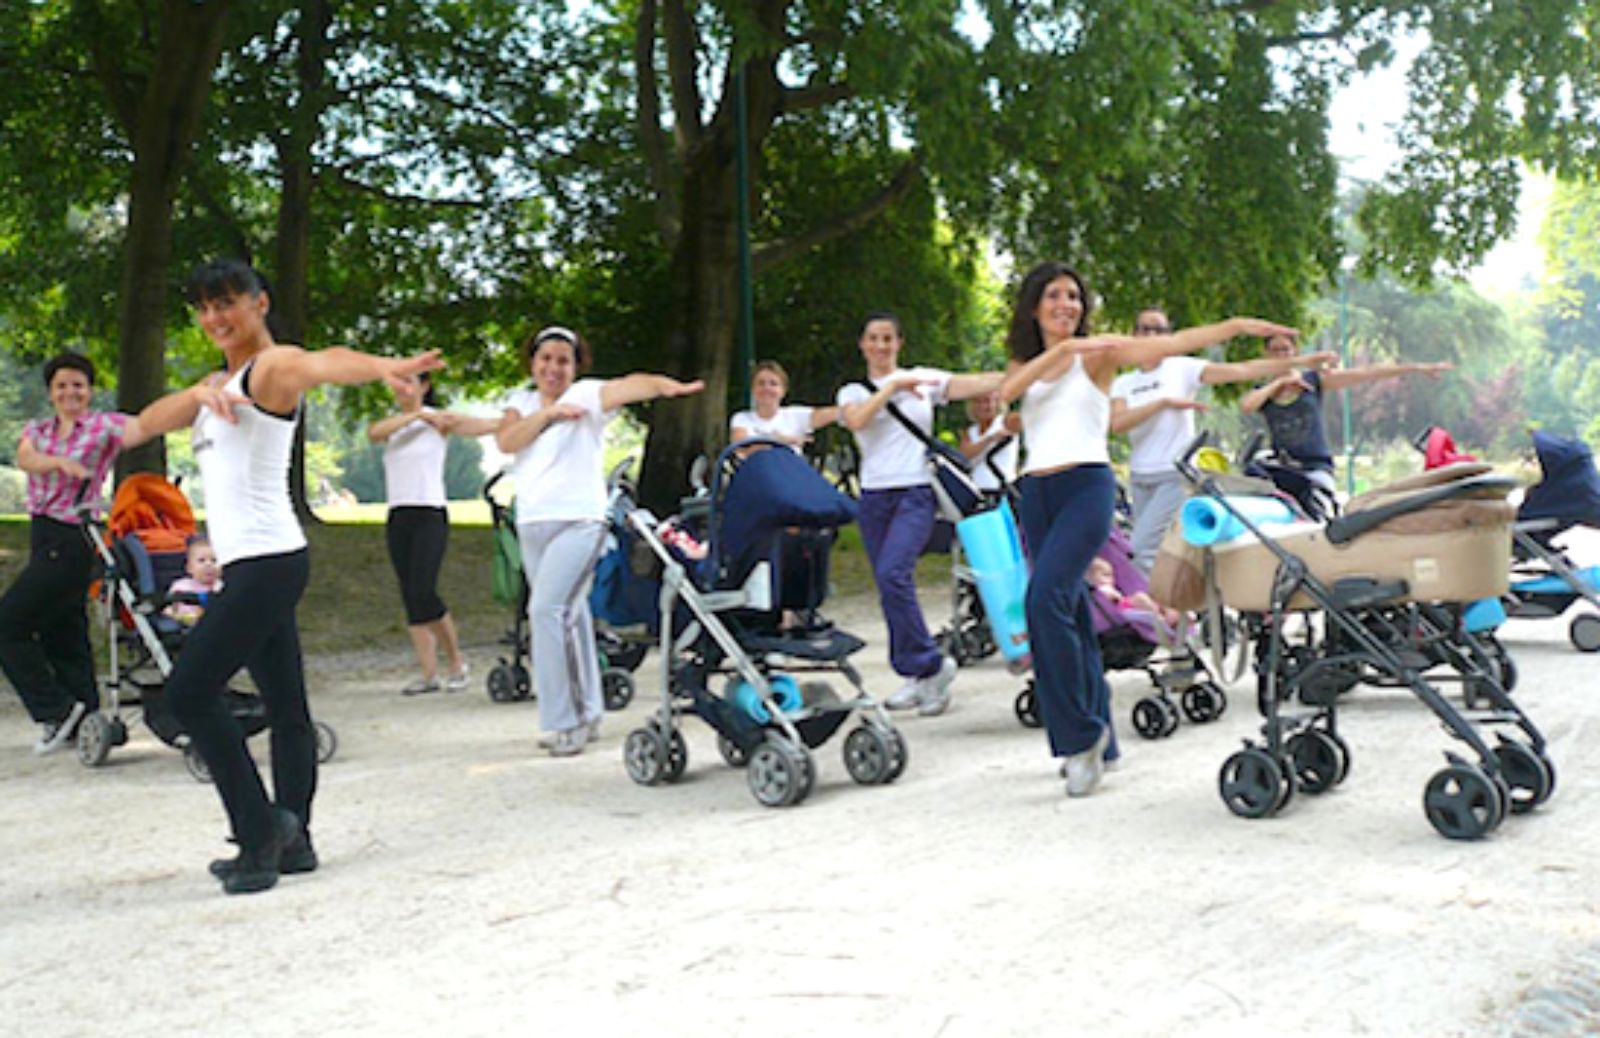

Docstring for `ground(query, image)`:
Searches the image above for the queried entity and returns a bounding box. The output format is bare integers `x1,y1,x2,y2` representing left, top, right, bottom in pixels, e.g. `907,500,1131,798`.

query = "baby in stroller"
622,439,906,807
1088,556,1181,628
164,535,223,626
76,474,337,779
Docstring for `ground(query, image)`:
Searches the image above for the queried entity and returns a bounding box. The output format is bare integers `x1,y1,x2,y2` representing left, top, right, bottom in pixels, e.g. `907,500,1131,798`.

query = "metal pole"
734,64,756,395
1340,268,1353,497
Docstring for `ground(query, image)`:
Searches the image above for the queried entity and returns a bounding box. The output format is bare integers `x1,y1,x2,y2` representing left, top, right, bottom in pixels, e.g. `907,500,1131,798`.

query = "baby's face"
1089,558,1115,586
187,545,220,585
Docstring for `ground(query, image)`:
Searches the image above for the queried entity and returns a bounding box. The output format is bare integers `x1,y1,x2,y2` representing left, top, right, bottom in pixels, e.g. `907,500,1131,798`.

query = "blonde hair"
751,360,789,390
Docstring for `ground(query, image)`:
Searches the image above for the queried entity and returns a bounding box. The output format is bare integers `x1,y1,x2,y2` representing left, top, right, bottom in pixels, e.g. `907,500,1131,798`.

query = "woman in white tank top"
131,258,443,895
998,261,1295,799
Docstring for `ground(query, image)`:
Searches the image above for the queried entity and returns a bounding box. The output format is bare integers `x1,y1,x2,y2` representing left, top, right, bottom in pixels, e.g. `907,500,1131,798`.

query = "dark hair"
185,534,211,552
42,351,96,389
184,258,266,306
858,311,904,340
521,325,592,373
418,370,440,408
1006,262,1093,362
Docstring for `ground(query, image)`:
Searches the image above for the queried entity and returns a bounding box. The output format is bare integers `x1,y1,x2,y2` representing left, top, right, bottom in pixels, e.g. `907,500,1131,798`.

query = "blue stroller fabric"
712,444,858,585
1520,430,1600,531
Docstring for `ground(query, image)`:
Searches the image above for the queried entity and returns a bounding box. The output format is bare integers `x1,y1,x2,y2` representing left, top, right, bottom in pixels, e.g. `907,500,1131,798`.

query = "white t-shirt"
192,363,307,567
835,367,952,491
503,379,617,523
1111,356,1209,475
729,406,813,452
383,409,448,508
966,417,1019,491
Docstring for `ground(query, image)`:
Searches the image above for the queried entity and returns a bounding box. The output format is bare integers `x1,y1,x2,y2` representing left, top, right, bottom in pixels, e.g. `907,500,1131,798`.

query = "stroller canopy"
109,474,197,554
1521,430,1600,529
713,444,857,572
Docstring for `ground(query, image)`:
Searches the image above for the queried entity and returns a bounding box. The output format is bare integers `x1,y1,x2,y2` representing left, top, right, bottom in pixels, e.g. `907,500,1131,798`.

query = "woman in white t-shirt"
496,326,703,757
959,391,1021,492
836,311,1003,719
1000,261,1295,799
729,360,839,451
367,371,500,696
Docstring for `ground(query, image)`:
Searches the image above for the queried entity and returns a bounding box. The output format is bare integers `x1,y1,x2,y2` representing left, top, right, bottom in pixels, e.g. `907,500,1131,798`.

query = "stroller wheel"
487,664,517,703
746,738,812,807
624,726,670,785
513,664,532,700
1218,747,1286,819
1286,730,1341,795
662,726,688,783
1424,762,1505,840
601,669,635,712
717,735,750,769
184,743,213,784
843,726,894,785
76,712,114,768
110,716,129,747
881,727,908,784
1131,696,1178,740
937,628,969,667
1492,739,1554,814
1180,683,1227,724
1014,685,1041,729
314,722,339,764
1569,613,1600,653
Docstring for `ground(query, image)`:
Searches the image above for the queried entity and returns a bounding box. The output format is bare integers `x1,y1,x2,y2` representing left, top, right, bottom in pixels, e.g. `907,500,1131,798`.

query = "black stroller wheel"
1286,730,1341,795
1131,696,1175,740
1569,613,1600,653
881,727,908,784
1492,740,1554,814
602,669,635,711
624,727,669,785
1423,762,1505,840
314,722,338,764
76,712,114,768
717,735,750,769
662,727,688,783
842,726,893,785
1219,747,1286,819
746,738,811,807
1014,685,1041,728
1180,683,1225,724
513,664,532,700
487,664,517,703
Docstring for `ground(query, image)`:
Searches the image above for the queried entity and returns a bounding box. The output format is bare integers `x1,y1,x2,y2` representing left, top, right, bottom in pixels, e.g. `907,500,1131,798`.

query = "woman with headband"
496,326,703,757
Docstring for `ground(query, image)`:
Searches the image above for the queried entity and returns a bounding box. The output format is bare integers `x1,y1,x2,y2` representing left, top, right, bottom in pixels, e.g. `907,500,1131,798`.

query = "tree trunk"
638,158,741,514
273,0,332,524
113,0,234,478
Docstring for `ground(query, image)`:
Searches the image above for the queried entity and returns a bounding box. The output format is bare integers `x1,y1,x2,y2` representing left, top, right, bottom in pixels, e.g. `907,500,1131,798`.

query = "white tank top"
192,361,308,567
1020,355,1111,474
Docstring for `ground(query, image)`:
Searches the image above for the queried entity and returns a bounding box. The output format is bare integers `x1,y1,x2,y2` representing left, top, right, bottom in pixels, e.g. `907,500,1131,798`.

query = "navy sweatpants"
857,486,942,679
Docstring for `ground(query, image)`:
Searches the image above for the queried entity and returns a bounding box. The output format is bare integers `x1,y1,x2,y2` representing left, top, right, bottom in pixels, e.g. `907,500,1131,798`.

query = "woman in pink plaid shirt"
0,352,162,755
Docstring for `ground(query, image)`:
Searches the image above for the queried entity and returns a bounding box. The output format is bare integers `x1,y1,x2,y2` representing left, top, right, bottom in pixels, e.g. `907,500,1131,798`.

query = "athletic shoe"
916,657,958,717
401,676,442,696
33,701,87,756
1063,728,1111,798
1062,752,1121,778
210,824,318,880
546,726,587,757
885,680,923,710
443,664,470,693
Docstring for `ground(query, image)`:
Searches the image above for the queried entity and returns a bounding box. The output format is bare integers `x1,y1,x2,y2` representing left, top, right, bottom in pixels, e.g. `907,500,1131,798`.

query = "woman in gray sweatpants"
496,325,703,757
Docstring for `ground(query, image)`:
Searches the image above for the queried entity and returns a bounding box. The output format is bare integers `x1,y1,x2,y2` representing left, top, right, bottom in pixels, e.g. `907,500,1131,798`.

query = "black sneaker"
214,809,314,894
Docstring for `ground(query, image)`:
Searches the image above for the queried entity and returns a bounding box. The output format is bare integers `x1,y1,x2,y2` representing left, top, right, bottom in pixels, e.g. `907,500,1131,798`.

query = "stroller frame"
1176,451,1554,841
621,439,906,808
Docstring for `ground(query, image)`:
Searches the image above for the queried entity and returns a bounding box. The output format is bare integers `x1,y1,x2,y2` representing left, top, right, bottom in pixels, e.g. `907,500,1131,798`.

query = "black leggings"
166,549,315,853
385,507,449,625
0,517,97,724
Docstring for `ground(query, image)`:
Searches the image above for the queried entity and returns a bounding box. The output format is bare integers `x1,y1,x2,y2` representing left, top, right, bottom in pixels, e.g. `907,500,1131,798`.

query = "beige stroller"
1174,454,1555,841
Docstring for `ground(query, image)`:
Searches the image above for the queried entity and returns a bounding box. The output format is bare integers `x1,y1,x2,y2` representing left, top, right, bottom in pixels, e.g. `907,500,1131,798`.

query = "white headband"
534,325,579,347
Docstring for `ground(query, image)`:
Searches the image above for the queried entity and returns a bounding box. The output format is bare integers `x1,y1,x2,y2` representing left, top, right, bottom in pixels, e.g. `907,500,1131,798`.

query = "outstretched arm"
598,374,704,412
1109,395,1206,434
1107,318,1299,371
425,411,503,438
250,346,444,414
1201,350,1337,386
807,405,840,430
367,411,425,444
945,372,1006,402
1321,360,1452,392
840,373,938,431
999,337,1118,403
1238,370,1314,415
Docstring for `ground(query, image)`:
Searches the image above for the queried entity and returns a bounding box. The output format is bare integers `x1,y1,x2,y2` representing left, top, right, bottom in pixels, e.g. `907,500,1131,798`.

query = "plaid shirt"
22,410,128,523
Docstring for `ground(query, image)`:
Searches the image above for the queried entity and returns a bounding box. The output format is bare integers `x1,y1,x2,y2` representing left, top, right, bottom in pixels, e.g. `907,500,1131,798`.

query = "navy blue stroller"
1509,430,1600,652
622,439,906,807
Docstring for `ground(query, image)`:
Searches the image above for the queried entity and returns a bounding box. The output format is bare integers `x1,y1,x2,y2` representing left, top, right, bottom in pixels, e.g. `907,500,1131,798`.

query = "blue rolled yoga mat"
956,502,1031,662
1180,495,1299,547
730,674,803,724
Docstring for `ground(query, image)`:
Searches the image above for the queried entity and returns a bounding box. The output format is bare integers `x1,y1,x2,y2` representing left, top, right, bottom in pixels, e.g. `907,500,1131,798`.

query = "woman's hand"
1417,361,1454,379
1165,398,1208,413
53,456,89,479
193,379,253,424
381,350,445,395
1232,318,1299,340
658,378,705,398
544,403,587,424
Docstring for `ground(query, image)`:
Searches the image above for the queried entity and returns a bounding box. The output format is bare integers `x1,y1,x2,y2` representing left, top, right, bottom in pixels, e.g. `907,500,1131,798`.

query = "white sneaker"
916,657,958,717
545,726,588,757
444,664,470,693
1063,727,1111,798
34,702,87,756
586,718,602,742
885,680,923,711
401,676,442,696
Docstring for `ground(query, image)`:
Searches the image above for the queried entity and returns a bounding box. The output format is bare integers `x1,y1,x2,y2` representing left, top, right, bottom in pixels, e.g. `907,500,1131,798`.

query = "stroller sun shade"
713,444,858,576
1520,430,1600,530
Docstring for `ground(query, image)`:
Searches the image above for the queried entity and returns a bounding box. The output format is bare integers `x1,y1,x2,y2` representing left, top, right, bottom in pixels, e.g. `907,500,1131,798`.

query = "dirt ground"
3,578,1599,1037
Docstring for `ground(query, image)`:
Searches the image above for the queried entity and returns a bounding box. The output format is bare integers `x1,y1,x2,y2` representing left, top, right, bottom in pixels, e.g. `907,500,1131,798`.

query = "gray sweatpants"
518,520,607,734
1129,470,1190,575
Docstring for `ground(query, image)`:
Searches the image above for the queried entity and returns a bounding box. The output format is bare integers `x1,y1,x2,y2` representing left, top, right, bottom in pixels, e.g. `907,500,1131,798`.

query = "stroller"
481,467,647,709
1175,443,1554,841
1507,430,1600,652
1237,431,1339,521
76,474,338,781
928,448,1008,668
622,439,905,807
